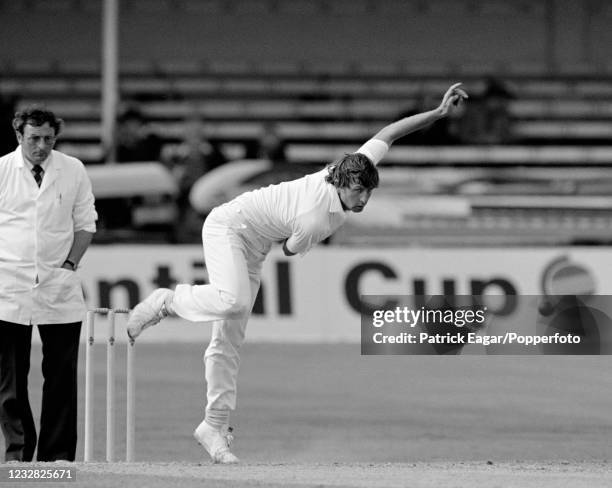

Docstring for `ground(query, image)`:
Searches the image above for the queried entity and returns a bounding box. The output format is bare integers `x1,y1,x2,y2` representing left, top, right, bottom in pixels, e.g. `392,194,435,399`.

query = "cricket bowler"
126,83,468,464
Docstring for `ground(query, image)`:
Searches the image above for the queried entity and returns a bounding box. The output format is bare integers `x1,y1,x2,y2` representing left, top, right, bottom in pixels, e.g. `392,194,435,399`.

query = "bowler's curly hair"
12,107,63,136
325,152,379,189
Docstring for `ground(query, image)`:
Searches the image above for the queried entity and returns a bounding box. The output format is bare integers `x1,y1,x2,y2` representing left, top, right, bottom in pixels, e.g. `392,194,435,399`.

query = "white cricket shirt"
230,138,388,255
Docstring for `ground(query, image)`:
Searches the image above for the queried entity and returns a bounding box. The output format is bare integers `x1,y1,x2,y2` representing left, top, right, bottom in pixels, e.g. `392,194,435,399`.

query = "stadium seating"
3,0,612,245
6,64,612,156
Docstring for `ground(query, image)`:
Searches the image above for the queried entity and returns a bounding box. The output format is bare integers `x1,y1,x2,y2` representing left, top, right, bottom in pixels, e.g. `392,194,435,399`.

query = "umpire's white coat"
0,148,97,325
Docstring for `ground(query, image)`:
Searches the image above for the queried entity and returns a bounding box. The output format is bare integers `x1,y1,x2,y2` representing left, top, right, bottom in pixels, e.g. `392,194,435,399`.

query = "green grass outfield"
2,343,612,487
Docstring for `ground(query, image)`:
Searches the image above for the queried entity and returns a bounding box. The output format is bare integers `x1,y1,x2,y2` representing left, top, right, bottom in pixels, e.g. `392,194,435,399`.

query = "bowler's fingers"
455,88,469,99
448,85,469,106
443,83,466,103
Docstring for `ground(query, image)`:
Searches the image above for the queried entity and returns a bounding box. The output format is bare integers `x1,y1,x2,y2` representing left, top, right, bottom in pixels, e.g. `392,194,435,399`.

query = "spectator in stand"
115,106,163,162
164,117,227,194
455,77,514,145
163,117,227,242
243,123,287,164
97,106,163,231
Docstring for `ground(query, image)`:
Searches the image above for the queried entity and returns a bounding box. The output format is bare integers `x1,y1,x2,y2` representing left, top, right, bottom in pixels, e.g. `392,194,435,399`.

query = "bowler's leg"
127,213,252,338
194,271,261,464
204,314,249,414
172,216,253,322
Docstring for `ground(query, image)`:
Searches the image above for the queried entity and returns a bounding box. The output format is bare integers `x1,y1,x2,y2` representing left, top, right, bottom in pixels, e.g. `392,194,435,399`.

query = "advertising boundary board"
38,245,612,344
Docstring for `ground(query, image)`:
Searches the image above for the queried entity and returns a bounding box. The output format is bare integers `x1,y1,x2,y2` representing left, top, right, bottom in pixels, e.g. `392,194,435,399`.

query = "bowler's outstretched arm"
373,82,468,145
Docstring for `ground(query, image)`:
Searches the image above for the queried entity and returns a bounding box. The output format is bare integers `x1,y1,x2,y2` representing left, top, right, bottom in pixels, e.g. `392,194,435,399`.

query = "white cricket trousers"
172,202,270,411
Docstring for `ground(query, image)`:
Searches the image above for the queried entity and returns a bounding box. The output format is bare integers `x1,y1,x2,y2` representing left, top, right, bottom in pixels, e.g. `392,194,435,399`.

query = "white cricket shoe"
193,421,240,464
126,288,174,339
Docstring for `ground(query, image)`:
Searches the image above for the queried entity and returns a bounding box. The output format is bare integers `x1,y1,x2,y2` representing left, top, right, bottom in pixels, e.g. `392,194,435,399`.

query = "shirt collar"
327,183,345,214
18,147,52,173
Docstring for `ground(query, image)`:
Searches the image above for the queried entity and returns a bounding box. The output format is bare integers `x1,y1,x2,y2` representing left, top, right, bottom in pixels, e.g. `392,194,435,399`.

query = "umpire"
0,107,97,462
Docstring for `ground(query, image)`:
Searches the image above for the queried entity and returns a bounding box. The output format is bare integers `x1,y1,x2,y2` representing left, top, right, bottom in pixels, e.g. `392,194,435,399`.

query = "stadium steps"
51,119,612,145
19,98,612,122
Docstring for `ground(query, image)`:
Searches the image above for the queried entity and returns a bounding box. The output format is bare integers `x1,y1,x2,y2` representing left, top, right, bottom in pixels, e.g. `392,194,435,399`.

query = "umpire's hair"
325,152,379,189
12,107,63,136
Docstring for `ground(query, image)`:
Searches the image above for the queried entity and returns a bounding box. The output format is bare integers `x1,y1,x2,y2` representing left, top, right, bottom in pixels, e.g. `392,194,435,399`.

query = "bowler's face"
17,123,56,165
338,183,373,213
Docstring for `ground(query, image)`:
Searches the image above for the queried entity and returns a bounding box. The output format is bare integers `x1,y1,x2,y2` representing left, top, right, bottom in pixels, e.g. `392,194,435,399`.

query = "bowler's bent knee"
217,290,250,318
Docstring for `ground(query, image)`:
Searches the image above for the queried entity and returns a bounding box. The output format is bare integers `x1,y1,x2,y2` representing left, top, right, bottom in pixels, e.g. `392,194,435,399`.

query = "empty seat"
506,60,550,77
61,122,101,140
221,79,271,94
515,121,612,139
286,144,612,165
121,78,172,95
56,143,105,162
17,100,96,120
509,99,612,119
156,59,204,75
172,78,221,95
58,59,100,75
121,60,157,76
11,59,55,75
72,79,102,95
256,60,303,75
206,59,252,75
23,79,71,95
140,101,195,119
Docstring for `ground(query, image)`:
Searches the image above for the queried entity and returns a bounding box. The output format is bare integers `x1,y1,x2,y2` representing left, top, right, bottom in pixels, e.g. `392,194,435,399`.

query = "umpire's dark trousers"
0,321,81,462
